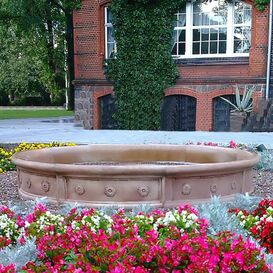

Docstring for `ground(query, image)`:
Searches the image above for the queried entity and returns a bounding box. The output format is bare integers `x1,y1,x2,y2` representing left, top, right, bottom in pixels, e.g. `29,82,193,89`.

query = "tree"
0,0,80,108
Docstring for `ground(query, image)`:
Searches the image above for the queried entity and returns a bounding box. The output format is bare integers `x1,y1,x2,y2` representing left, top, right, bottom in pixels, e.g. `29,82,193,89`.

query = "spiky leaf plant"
221,85,254,113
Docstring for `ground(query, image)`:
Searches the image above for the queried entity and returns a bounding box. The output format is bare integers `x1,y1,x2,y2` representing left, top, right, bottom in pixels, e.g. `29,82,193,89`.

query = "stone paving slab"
0,117,272,148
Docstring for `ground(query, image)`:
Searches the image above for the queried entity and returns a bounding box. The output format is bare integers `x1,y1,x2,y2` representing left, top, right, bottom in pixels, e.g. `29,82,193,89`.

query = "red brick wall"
73,1,269,131
73,0,106,79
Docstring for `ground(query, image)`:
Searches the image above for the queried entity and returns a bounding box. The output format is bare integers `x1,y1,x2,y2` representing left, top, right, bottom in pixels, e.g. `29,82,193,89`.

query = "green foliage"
0,24,52,103
254,0,270,11
0,0,80,107
106,0,186,130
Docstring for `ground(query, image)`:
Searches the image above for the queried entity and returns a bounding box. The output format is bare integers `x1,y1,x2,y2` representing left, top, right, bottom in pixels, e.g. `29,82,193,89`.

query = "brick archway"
93,90,113,129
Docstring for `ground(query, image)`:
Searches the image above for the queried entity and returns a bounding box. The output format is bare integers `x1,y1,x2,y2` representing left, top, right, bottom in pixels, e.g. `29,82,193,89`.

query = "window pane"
178,43,186,55
243,40,250,52
210,28,218,41
234,26,242,39
210,41,217,54
244,8,252,24
233,26,251,53
178,30,186,42
193,13,200,26
234,9,243,24
234,1,252,25
201,41,209,54
193,29,201,41
171,29,178,54
242,26,251,41
201,28,209,41
234,39,242,53
193,42,200,54
106,8,113,24
107,42,115,58
218,9,228,25
202,13,210,25
219,41,226,53
193,0,227,26
107,28,114,43
178,13,186,27
193,1,202,12
219,28,227,40
171,43,178,55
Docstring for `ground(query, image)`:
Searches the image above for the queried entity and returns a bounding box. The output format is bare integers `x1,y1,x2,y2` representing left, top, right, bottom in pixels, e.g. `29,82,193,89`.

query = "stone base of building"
74,82,264,132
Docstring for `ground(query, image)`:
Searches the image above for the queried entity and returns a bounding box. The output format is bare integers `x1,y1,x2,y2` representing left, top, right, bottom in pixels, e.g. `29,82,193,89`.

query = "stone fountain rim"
11,144,259,176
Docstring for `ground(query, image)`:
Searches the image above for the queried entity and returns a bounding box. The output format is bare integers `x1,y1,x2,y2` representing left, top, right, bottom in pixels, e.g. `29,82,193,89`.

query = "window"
172,0,252,58
104,1,252,59
105,7,116,59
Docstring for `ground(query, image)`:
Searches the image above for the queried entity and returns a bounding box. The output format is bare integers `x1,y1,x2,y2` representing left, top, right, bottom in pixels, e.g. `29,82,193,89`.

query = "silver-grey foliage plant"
196,195,273,265
0,238,38,271
256,150,273,171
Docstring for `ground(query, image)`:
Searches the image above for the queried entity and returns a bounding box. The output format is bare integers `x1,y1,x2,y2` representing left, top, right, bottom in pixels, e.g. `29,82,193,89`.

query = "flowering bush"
230,199,273,254
0,207,20,248
0,204,271,272
0,142,75,172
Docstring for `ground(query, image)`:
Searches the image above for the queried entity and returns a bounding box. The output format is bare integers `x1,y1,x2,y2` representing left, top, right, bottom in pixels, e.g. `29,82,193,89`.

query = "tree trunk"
65,11,75,110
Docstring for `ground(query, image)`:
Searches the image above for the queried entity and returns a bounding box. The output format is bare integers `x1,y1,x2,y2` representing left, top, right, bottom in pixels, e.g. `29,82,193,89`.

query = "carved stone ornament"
75,185,85,195
231,181,237,190
104,186,117,197
182,184,191,195
137,186,150,197
210,184,217,193
41,181,50,192
26,179,32,189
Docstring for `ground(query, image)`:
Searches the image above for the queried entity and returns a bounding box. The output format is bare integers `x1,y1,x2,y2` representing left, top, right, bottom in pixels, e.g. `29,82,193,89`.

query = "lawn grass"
0,109,74,119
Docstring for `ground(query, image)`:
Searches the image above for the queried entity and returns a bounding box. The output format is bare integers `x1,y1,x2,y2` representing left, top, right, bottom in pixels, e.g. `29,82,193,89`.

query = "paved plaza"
0,117,272,148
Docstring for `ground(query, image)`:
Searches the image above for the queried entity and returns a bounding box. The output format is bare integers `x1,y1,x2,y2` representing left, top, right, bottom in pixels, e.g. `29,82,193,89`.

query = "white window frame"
172,0,252,59
104,7,116,59
104,1,252,59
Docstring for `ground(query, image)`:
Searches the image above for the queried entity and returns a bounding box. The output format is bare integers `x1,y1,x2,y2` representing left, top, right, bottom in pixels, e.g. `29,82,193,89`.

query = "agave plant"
220,85,254,113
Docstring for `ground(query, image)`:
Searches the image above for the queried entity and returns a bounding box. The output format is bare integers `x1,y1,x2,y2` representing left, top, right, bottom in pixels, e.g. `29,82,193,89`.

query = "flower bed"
0,203,272,272
230,199,273,254
0,142,75,173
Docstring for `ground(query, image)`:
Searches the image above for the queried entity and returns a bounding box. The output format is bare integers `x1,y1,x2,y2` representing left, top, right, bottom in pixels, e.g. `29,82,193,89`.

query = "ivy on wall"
106,0,186,130
254,0,270,11
106,0,269,130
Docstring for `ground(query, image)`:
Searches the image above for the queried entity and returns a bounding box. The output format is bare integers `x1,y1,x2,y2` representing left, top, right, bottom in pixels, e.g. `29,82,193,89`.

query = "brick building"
73,0,273,131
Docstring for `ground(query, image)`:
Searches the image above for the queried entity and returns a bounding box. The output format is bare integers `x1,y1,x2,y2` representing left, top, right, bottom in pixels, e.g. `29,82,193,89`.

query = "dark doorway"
161,95,196,131
99,94,117,129
213,95,236,131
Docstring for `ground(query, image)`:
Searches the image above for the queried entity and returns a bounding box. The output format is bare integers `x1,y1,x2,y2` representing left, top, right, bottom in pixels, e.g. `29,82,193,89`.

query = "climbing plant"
253,0,270,11
106,0,269,130
106,0,186,130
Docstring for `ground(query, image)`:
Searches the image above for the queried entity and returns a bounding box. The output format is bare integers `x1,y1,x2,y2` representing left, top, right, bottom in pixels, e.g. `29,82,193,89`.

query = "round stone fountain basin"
12,144,259,208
